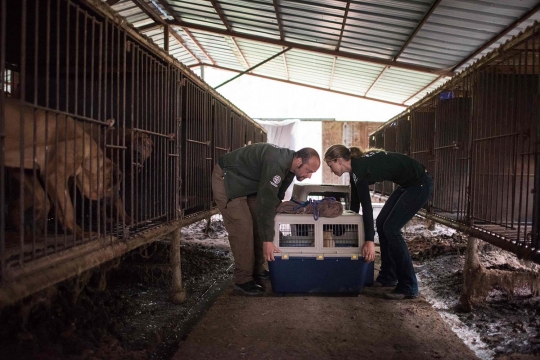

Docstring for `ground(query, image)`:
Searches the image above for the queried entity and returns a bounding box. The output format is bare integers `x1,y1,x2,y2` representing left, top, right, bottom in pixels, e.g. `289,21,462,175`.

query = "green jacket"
217,143,295,242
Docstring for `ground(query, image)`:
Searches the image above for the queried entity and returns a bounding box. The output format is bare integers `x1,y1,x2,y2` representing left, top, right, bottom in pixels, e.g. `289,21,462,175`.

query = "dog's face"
76,146,120,201
130,133,154,172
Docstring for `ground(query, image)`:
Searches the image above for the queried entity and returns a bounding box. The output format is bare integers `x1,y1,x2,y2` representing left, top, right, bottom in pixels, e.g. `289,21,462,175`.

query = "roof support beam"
137,23,161,32
155,0,216,65
168,19,453,76
335,0,351,51
131,0,165,26
131,0,200,63
215,47,292,89
209,0,250,70
273,0,285,41
164,25,169,53
182,29,216,65
361,0,440,96
393,0,442,61
170,27,200,64
207,64,407,108
282,46,290,80
328,56,336,89
209,0,231,31
106,0,121,6
231,37,250,68
402,76,444,104
451,2,540,71
364,67,389,97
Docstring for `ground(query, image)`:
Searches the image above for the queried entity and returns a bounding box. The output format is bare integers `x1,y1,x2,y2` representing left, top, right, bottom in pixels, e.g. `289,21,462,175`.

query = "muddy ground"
0,219,234,360
0,216,539,359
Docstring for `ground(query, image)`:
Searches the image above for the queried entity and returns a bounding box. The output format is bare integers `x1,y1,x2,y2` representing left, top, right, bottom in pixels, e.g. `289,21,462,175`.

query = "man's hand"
264,242,281,261
362,241,375,263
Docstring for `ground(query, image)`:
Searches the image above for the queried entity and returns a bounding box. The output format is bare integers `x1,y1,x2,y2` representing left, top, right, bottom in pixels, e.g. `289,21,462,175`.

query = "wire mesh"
279,223,315,247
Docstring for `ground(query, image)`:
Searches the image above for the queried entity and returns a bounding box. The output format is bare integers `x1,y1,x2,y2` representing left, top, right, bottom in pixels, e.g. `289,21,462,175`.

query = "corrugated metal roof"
401,0,540,69
103,0,540,107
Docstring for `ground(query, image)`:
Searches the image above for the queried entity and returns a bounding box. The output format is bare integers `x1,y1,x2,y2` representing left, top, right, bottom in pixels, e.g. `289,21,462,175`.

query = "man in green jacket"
212,143,320,295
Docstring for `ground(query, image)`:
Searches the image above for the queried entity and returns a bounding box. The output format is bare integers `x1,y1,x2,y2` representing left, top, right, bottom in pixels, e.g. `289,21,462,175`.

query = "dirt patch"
107,220,233,358
0,217,233,359
402,218,540,359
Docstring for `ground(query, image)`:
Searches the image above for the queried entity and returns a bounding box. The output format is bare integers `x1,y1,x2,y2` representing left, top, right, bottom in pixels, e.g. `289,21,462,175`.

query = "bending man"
212,143,320,295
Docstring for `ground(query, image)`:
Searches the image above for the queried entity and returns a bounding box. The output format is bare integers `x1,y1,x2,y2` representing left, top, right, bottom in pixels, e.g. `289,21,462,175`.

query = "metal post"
533,88,540,249
164,25,169,53
169,226,186,303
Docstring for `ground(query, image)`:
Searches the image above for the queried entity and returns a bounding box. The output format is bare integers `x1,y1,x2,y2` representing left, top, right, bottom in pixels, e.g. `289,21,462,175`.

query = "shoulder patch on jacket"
270,175,281,187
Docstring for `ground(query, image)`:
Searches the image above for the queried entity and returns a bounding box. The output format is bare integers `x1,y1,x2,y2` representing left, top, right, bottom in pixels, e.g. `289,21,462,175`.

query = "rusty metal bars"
212,97,231,162
231,111,246,151
0,0,5,282
0,0,121,269
211,97,230,207
371,131,384,195
432,86,471,222
395,116,411,156
370,24,540,259
0,0,264,303
168,64,182,222
181,76,211,215
128,42,175,228
382,123,397,196
469,39,537,245
410,102,436,176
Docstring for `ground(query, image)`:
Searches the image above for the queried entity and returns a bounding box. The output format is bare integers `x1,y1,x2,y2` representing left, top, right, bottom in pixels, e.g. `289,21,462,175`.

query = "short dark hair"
293,147,320,164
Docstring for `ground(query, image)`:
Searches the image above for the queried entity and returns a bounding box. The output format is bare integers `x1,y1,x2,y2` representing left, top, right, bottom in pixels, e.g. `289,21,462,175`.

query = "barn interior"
1,0,540,359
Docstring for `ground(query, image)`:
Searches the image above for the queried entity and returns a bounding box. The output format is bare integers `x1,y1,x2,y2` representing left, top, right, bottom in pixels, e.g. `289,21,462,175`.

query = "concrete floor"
173,249,478,360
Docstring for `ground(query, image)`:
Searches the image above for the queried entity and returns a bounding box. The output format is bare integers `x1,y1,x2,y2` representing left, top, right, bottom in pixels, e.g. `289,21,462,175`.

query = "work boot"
372,281,397,288
384,289,418,300
254,270,270,280
235,280,264,296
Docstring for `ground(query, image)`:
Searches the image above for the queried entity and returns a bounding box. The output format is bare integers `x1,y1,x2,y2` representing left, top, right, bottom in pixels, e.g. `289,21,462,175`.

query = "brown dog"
4,98,118,238
86,125,154,175
80,123,154,225
7,123,154,232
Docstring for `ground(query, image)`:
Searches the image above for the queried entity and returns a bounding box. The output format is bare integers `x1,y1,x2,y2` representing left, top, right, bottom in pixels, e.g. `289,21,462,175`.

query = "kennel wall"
368,20,540,263
0,0,266,308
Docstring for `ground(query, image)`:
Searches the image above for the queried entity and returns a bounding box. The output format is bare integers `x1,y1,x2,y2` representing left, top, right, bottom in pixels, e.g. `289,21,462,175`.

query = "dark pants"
375,172,433,296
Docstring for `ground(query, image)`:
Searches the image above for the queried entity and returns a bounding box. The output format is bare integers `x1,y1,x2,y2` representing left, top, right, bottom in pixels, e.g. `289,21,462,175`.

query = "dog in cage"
79,123,155,225
6,117,155,235
4,98,120,238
